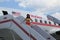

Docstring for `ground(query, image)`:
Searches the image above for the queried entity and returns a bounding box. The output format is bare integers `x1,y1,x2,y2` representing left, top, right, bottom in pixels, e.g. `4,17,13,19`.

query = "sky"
0,0,60,19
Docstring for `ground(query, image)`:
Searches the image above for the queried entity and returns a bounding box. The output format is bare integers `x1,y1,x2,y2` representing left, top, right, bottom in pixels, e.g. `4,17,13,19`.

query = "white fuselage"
0,7,60,34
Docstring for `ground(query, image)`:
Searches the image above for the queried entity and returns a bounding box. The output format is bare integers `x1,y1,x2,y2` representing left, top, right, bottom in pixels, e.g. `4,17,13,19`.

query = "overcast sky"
0,0,60,20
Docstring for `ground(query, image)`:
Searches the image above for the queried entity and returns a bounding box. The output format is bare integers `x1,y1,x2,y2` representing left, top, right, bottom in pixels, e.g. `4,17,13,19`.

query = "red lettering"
30,14,42,19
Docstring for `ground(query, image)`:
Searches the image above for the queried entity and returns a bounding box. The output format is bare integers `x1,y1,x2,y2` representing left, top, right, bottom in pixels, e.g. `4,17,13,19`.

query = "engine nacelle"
56,31,60,35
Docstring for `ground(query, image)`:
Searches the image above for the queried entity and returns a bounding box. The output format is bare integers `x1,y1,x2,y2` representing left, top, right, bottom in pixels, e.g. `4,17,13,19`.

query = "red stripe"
0,20,60,28
0,20,12,24
32,22,60,28
0,19,36,40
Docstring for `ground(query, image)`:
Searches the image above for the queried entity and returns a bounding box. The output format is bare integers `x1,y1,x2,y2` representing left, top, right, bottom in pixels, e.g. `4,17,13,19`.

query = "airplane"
0,7,60,40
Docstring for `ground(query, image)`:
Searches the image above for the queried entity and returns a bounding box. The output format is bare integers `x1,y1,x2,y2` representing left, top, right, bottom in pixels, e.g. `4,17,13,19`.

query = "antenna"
2,11,8,15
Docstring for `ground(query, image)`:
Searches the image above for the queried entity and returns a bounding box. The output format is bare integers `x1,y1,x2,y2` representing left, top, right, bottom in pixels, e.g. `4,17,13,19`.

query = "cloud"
18,1,28,8
30,9,47,19
15,0,59,8
15,0,60,12
15,0,60,19
0,0,10,2
52,12,60,20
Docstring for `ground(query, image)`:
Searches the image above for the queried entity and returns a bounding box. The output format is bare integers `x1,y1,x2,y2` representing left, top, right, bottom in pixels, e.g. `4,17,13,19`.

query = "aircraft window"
2,11,8,15
35,19,38,22
58,24,60,26
49,21,51,24
44,21,47,24
54,22,56,25
40,20,42,23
